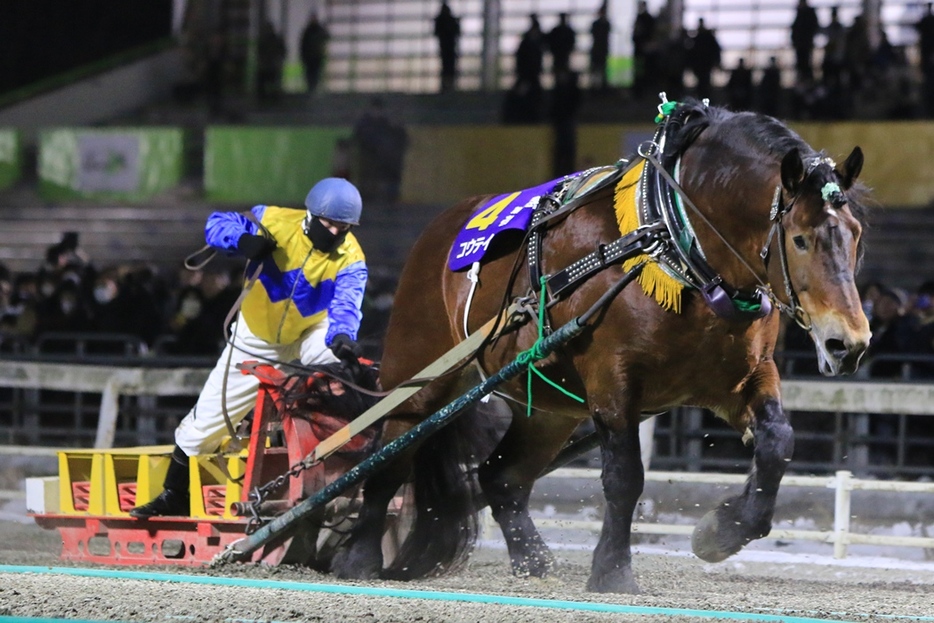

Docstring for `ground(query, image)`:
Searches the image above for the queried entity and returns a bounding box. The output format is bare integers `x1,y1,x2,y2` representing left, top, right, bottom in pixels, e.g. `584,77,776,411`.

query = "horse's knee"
754,398,794,483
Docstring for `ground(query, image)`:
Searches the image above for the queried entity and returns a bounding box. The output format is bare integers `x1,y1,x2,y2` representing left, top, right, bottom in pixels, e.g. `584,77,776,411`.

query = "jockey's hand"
237,233,277,260
330,333,362,363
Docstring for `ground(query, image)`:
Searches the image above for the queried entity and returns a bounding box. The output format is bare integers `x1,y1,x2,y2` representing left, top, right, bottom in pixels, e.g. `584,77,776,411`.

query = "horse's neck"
683,163,775,292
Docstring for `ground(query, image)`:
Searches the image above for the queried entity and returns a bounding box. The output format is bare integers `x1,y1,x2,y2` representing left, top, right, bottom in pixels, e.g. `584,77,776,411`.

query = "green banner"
37,127,184,201
0,129,21,190
204,126,351,205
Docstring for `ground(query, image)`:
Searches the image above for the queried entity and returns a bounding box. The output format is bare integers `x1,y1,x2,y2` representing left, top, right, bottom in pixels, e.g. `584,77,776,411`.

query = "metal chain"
243,453,321,534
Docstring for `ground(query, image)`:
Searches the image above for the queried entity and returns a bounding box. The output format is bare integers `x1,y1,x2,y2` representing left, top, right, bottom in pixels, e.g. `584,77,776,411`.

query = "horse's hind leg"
691,394,794,562
330,427,413,579
478,407,580,578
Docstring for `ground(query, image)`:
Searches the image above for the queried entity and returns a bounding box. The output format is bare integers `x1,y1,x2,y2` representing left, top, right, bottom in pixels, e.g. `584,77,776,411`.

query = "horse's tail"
383,400,505,580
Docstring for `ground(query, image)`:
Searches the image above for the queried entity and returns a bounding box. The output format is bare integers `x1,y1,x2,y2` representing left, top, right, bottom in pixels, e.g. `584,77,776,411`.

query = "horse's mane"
666,98,813,165
658,99,871,264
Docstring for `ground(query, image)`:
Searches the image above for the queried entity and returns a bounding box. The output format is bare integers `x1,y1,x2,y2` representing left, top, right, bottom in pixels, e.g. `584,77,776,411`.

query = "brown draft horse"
330,100,872,593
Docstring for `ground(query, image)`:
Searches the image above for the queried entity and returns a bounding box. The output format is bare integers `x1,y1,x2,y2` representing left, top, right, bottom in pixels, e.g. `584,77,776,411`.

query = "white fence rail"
4,361,934,447
0,361,208,448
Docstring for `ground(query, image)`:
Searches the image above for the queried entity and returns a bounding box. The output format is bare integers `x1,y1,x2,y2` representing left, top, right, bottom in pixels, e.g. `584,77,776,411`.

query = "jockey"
131,177,368,518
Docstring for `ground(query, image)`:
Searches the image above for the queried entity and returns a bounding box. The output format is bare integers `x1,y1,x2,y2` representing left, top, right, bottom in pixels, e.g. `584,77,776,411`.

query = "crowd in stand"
0,233,237,358
632,1,926,120
0,232,394,360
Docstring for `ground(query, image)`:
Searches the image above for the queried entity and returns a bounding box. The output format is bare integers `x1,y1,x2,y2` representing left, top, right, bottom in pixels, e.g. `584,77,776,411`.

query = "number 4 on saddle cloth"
448,166,622,272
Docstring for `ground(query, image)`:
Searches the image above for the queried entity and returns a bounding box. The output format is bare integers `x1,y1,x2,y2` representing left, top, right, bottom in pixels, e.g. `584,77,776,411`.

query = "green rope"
519,277,586,417
654,100,678,123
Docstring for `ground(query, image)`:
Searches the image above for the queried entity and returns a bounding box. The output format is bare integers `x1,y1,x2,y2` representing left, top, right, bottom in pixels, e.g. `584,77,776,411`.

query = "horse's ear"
839,146,864,189
780,148,804,193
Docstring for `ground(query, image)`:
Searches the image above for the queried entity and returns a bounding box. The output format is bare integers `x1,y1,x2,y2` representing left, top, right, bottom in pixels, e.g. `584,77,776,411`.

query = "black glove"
237,233,277,260
330,333,362,363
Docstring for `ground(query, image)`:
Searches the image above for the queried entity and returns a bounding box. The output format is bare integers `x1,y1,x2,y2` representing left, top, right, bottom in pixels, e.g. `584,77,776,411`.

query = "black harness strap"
526,194,560,289
526,164,629,291
545,223,664,299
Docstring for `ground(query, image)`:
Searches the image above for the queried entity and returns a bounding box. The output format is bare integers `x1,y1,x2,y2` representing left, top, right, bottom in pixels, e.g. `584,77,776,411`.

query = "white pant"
175,315,339,456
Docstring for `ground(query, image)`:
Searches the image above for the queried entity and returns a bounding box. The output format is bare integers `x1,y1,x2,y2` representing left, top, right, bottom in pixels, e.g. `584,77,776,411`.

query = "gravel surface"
3,520,934,622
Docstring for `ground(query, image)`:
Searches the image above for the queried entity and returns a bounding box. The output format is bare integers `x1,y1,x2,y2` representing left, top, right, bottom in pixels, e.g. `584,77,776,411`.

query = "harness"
521,97,819,331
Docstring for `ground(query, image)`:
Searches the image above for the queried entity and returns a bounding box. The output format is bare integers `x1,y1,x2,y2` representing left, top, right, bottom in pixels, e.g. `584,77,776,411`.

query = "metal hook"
638,140,659,158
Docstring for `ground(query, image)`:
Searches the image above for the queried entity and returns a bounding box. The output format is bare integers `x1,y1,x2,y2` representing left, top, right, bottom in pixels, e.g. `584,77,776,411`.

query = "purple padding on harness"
448,176,567,271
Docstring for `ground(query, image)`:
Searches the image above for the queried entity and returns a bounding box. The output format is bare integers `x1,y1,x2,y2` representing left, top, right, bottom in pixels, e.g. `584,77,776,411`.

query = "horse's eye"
792,235,807,250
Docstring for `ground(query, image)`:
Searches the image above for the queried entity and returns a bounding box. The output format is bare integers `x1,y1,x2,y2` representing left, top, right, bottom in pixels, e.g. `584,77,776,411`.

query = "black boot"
130,445,191,518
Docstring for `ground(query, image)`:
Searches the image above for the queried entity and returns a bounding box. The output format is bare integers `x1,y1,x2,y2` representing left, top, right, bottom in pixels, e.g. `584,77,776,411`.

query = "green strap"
654,100,678,123
518,277,586,417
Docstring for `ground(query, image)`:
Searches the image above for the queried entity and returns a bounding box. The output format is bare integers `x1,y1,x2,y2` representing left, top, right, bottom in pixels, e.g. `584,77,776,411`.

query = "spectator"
199,267,240,336
433,2,461,93
547,13,577,75
903,280,934,379
89,269,136,345
550,69,581,177
516,14,546,88
866,287,909,379
758,56,783,117
300,14,330,94
822,7,847,92
688,18,721,97
791,0,820,82
0,264,12,318
121,266,166,346
589,2,611,91
917,3,934,116
502,77,544,124
5,273,39,340
631,1,656,97
332,137,353,180
164,286,222,356
38,281,92,335
351,98,409,204
257,20,286,102
845,13,872,93
726,57,754,111
203,31,227,118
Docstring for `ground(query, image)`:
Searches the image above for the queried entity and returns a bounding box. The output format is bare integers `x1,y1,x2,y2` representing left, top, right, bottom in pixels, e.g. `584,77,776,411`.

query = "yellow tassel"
613,161,683,313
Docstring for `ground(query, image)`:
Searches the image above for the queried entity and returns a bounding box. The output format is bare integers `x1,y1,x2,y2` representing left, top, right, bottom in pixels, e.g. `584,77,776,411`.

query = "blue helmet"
304,178,362,226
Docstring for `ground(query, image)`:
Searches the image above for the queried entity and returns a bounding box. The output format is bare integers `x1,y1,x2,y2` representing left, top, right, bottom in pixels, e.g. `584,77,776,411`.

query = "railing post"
832,469,853,559
94,378,120,449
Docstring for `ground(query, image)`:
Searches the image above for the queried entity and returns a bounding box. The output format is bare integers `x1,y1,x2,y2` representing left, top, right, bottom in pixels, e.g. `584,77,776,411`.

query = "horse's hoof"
330,547,381,579
586,568,641,594
510,548,556,579
691,510,741,563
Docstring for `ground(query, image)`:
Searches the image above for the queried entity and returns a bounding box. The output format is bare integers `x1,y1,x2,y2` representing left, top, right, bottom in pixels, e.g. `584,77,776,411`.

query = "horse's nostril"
825,338,848,358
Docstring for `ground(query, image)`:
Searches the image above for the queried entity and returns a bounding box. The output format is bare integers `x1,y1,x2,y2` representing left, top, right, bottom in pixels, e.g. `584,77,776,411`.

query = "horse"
329,99,872,593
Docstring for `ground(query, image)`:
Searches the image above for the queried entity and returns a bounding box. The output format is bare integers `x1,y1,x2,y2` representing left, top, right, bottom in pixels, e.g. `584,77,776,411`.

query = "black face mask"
306,217,348,253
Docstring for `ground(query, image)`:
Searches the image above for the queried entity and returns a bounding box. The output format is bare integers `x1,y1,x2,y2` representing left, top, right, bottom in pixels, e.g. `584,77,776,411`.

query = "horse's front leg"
691,393,794,562
587,411,644,594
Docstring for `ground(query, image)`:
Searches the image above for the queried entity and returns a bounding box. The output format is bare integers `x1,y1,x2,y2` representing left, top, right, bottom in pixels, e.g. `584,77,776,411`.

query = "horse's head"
776,146,871,376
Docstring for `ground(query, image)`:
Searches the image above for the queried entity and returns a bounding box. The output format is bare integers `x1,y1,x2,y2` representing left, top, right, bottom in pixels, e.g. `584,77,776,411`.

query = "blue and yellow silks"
205,205,367,345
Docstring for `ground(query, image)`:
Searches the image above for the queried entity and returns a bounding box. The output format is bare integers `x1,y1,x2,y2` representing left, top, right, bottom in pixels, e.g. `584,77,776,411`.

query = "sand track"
2,521,934,622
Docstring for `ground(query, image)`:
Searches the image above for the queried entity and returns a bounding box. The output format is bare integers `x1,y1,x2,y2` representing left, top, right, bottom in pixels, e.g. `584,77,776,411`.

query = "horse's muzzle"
817,334,869,376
